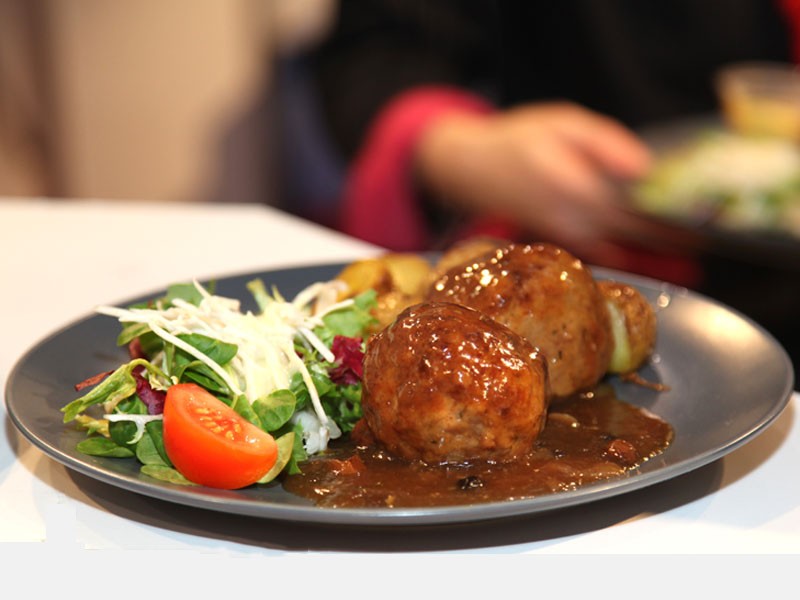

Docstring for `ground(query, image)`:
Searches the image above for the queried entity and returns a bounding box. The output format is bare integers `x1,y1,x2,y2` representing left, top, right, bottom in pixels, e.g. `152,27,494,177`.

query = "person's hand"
414,102,654,265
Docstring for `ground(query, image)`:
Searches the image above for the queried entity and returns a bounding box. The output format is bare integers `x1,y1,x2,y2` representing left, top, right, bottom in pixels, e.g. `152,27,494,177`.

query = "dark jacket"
310,0,792,159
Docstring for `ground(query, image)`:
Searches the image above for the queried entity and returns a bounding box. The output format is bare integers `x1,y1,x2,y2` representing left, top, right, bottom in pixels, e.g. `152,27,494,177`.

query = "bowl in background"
716,61,800,140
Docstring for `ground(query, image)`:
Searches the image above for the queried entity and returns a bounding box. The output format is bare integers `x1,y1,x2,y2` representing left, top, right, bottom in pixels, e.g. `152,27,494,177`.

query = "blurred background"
0,0,335,209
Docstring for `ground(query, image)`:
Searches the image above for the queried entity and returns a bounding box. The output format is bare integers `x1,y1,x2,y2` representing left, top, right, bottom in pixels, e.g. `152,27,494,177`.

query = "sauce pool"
281,384,673,508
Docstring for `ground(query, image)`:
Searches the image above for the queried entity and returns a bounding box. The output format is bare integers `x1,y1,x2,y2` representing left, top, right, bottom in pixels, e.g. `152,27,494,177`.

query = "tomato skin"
163,383,278,489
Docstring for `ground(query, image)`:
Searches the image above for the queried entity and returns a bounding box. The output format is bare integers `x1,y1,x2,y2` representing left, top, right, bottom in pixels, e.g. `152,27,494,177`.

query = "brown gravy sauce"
282,384,673,508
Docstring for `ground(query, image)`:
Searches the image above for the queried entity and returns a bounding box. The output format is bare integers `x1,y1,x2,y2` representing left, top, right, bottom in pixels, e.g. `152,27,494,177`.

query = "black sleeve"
305,0,793,157
307,0,498,159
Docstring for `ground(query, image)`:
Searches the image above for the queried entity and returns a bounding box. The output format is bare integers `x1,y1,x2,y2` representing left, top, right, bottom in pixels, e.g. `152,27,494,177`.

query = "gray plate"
4,263,795,526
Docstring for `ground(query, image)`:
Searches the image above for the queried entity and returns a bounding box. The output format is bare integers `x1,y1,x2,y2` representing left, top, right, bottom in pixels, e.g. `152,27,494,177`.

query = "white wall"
0,0,335,204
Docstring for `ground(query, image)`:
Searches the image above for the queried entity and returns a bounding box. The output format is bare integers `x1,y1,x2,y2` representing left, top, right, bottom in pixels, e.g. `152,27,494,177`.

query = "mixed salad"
61,278,377,489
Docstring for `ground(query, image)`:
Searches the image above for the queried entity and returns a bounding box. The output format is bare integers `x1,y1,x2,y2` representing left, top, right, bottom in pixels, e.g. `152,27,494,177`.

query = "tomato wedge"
163,383,278,489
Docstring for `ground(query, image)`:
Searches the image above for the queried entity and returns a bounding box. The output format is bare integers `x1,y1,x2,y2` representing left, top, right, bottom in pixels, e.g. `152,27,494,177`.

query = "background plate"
621,114,800,269
4,262,795,526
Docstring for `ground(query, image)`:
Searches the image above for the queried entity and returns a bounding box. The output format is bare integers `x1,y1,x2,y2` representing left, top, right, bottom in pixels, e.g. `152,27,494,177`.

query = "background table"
1,199,797,590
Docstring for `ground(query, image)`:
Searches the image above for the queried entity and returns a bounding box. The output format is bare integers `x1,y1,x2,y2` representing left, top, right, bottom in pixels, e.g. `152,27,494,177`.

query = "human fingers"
531,103,653,180
516,126,623,207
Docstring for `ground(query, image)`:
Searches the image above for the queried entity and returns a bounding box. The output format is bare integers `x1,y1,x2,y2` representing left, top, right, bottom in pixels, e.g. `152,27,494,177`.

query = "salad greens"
61,278,377,486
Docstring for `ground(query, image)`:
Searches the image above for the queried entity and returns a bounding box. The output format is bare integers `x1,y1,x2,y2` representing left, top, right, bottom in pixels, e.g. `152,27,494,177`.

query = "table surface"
1,198,798,578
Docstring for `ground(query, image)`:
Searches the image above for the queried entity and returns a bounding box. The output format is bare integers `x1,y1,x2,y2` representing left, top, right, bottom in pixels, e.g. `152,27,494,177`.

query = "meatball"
427,243,613,398
429,236,510,283
360,302,549,463
597,280,657,374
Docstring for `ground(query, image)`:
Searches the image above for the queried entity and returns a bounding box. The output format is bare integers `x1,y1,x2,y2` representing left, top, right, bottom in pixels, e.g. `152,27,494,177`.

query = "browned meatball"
597,280,657,374
429,236,510,283
360,302,549,463
427,243,612,398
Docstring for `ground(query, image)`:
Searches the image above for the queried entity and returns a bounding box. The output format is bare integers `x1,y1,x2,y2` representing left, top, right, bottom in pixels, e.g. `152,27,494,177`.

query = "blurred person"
284,0,796,284
270,0,800,376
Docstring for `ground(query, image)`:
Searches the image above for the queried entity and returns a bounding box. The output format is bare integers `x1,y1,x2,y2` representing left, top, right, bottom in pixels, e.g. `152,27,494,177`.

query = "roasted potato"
335,253,433,331
379,253,432,296
597,280,657,374
335,257,394,299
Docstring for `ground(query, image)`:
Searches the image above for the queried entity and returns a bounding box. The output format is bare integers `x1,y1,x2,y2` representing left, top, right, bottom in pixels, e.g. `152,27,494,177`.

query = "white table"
1,199,798,587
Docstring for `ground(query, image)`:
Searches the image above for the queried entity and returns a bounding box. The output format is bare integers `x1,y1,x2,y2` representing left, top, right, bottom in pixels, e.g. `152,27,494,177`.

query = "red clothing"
780,0,800,62
339,86,501,251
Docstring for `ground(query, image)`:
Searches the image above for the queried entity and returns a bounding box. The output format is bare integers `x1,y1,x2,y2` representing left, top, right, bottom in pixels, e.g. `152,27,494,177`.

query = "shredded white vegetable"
290,409,341,455
96,279,354,453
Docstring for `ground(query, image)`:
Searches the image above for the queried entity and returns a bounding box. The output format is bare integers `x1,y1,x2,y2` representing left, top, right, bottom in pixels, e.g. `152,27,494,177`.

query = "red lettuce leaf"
328,335,364,386
132,365,166,415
